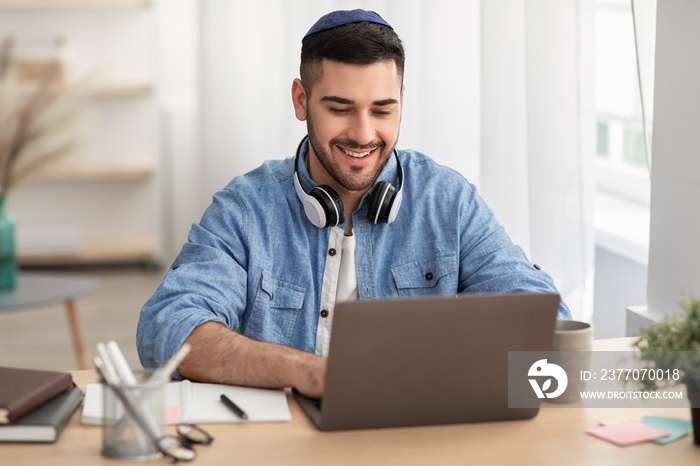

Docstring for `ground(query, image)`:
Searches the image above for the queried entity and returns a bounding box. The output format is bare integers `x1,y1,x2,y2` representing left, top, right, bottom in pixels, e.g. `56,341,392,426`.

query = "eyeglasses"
156,424,214,462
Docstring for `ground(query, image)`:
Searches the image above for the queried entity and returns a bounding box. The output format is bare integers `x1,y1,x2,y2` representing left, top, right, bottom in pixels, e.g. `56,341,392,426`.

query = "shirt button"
320,310,329,318
425,272,434,281
171,264,180,270
328,248,337,256
534,264,541,270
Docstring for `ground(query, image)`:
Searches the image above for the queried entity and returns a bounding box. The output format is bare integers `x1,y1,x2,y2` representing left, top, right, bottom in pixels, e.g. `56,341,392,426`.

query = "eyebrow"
320,96,399,106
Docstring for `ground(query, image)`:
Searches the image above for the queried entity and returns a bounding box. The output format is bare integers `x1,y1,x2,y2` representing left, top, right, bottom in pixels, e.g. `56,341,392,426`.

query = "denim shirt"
137,144,571,369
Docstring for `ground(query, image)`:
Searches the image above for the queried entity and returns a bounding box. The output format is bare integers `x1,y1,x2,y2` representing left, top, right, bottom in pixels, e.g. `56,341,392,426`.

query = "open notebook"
82,380,291,425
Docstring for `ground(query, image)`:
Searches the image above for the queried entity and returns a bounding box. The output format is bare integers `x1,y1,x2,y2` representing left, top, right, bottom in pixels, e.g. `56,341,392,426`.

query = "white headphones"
293,136,404,228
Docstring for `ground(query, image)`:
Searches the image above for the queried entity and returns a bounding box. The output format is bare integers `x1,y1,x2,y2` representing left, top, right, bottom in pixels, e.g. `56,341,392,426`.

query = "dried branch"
0,37,12,78
0,36,82,199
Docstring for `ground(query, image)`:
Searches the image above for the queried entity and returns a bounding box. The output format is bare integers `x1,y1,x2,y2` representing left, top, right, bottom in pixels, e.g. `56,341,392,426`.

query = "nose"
347,111,375,146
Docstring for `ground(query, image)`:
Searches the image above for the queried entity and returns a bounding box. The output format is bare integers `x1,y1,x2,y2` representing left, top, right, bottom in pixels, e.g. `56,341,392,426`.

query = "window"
596,121,609,158
594,0,656,264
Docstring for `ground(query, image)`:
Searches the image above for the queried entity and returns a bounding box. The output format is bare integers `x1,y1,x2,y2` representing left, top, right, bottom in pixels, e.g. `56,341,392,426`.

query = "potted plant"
633,296,700,444
0,36,81,289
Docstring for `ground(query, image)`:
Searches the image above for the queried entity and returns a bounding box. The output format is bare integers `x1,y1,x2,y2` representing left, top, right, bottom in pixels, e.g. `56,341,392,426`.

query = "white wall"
646,0,700,316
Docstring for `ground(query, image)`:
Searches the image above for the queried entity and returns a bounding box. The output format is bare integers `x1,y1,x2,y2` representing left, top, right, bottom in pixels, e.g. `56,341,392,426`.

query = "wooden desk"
3,339,700,465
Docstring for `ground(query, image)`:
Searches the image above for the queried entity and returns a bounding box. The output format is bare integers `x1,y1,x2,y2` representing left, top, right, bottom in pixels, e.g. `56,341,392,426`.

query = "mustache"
330,138,385,152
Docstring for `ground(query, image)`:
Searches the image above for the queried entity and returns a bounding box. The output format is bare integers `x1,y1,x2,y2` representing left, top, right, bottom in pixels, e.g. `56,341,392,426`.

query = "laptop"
294,292,559,431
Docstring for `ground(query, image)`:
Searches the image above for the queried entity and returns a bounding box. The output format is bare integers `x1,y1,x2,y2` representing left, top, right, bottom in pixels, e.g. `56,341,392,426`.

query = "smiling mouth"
339,146,376,158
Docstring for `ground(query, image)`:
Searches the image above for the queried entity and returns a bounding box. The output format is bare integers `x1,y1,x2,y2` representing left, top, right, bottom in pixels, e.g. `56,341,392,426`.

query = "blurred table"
1,339,700,465
3,363,700,466
0,271,98,369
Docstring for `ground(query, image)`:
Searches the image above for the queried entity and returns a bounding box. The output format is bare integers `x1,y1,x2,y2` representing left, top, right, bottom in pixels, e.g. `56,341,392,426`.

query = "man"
137,9,571,399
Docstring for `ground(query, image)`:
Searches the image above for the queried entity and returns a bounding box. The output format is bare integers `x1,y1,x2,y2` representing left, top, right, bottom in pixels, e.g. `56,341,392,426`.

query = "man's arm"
177,321,327,398
138,185,327,397
456,178,572,319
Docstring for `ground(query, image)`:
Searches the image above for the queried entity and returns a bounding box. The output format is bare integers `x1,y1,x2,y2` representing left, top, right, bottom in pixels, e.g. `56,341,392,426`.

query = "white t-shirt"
314,227,359,357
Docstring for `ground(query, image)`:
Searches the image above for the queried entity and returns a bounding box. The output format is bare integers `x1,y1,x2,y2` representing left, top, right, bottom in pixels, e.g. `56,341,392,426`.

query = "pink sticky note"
164,404,180,421
586,420,670,446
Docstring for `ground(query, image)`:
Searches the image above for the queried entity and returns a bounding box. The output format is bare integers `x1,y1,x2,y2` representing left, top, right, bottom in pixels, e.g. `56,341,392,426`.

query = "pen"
106,341,138,385
220,394,248,420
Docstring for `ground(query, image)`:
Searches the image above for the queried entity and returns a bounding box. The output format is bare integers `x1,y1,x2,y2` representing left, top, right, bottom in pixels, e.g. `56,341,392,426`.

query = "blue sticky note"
641,416,693,444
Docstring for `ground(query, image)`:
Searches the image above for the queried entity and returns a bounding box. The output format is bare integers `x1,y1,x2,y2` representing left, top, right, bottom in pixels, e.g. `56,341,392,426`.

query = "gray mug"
547,320,593,404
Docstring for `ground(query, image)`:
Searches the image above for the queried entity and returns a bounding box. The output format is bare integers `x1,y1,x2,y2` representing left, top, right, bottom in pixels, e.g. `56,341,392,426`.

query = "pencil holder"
101,370,166,461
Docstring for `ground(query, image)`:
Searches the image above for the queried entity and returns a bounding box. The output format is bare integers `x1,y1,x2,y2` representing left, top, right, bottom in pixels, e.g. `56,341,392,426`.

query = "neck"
340,192,363,220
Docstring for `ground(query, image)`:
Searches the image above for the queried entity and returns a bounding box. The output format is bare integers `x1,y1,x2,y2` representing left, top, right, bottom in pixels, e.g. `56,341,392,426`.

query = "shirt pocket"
244,272,306,346
391,252,458,298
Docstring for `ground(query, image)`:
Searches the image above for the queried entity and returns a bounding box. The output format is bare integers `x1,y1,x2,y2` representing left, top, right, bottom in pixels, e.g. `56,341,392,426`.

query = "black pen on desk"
220,394,248,420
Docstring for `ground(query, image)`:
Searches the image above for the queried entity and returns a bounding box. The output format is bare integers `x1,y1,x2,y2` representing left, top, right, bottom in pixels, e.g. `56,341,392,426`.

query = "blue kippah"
303,9,393,41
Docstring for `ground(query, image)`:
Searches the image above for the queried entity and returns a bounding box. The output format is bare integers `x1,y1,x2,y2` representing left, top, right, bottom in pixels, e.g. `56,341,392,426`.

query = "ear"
291,78,308,121
399,84,405,123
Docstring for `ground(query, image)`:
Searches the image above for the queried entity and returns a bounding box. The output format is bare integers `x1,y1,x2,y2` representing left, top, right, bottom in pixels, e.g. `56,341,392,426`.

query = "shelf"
0,0,151,10
19,80,153,98
9,0,162,269
25,159,156,182
18,239,157,266
84,81,153,97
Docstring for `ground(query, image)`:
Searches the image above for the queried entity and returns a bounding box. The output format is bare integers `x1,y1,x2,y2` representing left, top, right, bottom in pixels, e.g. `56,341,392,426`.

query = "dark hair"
300,21,405,96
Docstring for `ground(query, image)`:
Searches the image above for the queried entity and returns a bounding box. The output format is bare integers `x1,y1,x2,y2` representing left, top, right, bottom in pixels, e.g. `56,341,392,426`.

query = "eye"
329,107,350,114
373,110,392,116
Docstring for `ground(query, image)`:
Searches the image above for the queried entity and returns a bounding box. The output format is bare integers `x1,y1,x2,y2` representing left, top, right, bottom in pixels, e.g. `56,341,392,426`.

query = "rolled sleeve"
457,181,572,320
137,188,250,369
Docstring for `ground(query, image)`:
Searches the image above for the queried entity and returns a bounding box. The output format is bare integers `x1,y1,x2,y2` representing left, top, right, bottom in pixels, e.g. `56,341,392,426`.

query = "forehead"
312,59,401,101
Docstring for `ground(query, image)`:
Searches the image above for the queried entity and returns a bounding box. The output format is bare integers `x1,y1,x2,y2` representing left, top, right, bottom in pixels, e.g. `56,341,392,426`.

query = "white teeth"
342,148,372,158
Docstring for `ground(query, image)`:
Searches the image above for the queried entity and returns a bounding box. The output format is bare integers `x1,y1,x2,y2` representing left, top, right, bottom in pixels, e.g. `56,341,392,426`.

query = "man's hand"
177,322,327,397
292,352,327,399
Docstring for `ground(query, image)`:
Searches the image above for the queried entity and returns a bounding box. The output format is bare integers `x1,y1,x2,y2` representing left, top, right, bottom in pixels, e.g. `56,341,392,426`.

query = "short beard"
306,114,395,193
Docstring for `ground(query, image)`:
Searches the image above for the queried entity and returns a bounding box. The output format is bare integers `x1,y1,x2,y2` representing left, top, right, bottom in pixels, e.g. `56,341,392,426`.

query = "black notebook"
0,386,83,443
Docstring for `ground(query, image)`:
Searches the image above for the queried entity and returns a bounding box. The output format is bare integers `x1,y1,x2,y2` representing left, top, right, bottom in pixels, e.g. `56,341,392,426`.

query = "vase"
0,197,16,291
689,387,700,445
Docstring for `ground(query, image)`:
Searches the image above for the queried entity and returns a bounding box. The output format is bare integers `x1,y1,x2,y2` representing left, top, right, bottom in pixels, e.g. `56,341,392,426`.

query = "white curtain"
480,0,596,321
198,0,595,321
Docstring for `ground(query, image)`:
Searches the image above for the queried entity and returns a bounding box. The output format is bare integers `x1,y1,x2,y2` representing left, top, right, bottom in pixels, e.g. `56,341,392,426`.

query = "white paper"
81,381,291,425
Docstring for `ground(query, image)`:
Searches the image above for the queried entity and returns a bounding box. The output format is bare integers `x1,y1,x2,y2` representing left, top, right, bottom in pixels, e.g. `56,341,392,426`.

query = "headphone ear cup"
367,181,396,224
310,185,345,227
